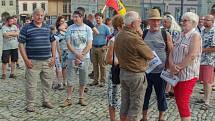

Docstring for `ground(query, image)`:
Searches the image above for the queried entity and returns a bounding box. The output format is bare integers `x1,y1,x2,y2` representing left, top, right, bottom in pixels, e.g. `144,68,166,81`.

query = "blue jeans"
143,73,167,111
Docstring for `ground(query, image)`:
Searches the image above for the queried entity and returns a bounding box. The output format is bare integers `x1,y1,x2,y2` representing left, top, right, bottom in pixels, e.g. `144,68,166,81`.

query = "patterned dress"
107,38,121,110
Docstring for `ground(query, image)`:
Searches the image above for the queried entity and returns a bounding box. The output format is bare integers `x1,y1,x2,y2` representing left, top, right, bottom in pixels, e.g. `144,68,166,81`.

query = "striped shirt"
172,29,202,81
18,22,55,60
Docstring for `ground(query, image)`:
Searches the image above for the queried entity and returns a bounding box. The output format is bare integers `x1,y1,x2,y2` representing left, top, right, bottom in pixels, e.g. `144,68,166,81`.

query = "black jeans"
143,73,167,111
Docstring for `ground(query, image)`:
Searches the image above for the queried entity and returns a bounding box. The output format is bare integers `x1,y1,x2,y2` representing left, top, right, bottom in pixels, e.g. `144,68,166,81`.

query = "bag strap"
142,29,148,39
112,51,115,66
161,28,168,54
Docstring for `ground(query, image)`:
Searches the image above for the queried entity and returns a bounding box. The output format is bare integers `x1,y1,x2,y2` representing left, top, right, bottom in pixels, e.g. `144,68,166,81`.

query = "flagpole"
102,5,107,13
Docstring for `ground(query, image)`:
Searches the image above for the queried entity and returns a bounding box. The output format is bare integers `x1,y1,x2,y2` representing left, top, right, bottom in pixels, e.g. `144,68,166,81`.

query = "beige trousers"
91,47,107,83
25,59,54,106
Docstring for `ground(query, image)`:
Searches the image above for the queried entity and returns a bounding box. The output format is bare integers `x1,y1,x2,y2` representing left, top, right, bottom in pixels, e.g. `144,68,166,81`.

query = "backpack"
142,28,169,68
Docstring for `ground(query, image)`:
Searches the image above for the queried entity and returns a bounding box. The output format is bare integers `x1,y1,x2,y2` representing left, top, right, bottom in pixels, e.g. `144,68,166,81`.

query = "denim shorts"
67,59,89,86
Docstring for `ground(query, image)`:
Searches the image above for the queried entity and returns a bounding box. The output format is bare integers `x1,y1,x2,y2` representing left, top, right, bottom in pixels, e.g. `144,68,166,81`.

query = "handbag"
111,53,120,84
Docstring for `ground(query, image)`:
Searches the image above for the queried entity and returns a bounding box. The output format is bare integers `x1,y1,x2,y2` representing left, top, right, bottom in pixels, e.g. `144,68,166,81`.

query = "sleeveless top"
144,30,167,73
173,29,202,81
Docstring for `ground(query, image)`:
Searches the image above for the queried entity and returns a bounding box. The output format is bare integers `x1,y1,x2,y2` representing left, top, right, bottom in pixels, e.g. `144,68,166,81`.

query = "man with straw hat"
141,8,173,121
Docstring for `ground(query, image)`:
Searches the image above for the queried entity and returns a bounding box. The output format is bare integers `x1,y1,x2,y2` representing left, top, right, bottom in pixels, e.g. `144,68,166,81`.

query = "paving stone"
0,31,215,121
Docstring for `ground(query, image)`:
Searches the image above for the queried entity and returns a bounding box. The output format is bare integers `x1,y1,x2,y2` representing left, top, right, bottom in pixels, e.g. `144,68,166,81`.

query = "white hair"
124,11,139,25
163,14,181,32
33,8,45,15
182,12,199,28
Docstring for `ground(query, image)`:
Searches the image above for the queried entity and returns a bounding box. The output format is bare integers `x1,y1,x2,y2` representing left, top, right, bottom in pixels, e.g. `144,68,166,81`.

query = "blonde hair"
163,14,181,32
182,12,199,28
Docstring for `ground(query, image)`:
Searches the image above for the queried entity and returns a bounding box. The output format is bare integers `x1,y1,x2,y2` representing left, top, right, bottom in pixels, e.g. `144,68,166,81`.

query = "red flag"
105,0,119,14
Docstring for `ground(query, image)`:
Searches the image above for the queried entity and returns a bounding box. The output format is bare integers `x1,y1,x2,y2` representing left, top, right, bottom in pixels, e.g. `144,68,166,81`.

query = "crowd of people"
1,6,215,121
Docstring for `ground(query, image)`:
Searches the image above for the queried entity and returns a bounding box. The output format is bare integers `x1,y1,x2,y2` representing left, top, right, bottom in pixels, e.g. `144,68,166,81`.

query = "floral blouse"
201,27,215,67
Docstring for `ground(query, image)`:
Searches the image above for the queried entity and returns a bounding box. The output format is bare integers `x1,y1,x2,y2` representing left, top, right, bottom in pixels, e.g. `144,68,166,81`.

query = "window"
2,0,5,6
41,3,45,10
175,7,180,22
68,3,71,13
187,8,196,13
23,3,27,11
33,3,37,11
10,0,13,6
63,2,67,13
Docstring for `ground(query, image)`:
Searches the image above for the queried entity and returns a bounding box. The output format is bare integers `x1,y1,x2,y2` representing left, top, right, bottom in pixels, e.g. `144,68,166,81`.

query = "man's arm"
92,27,99,35
82,40,92,56
3,31,19,38
136,38,154,60
19,43,33,69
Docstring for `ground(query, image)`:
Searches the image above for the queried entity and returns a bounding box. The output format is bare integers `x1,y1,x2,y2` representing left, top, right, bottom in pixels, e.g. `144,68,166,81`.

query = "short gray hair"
33,8,45,15
182,12,199,28
124,11,139,25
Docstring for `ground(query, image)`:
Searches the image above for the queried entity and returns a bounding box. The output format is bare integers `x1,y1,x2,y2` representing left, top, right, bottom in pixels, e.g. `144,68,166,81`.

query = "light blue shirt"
66,24,93,59
93,23,111,46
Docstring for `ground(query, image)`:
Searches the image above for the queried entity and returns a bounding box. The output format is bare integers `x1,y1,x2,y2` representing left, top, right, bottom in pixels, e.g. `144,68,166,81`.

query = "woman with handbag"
106,15,124,121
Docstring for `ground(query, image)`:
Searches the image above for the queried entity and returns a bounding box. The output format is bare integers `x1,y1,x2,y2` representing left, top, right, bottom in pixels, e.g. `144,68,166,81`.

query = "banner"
105,0,126,16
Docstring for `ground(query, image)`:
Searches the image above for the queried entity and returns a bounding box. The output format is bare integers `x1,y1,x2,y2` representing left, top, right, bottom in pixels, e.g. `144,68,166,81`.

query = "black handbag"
111,53,120,84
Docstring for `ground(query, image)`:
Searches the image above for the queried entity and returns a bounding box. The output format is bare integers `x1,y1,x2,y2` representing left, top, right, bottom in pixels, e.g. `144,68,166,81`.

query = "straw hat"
148,9,162,20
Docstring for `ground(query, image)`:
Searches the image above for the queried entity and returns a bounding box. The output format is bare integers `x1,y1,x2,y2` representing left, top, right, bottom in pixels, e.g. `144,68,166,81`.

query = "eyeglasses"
204,19,213,21
181,19,191,23
72,15,80,18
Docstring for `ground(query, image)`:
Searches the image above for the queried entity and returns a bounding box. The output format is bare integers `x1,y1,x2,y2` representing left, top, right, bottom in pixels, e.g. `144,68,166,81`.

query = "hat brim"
148,17,162,20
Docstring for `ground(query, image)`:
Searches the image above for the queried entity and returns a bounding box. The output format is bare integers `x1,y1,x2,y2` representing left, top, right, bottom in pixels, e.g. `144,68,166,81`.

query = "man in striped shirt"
18,8,56,112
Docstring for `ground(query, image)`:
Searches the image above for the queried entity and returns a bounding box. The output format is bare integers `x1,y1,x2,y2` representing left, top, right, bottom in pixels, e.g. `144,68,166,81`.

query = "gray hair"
182,12,199,28
33,8,45,15
124,11,139,25
163,14,181,32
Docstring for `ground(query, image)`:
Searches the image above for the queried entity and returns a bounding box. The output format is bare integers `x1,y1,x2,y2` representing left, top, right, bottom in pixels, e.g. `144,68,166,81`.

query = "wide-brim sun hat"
147,9,162,20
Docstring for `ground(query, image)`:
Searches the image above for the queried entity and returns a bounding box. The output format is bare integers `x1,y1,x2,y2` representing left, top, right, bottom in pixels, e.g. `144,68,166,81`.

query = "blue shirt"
93,23,111,46
66,24,93,59
18,22,54,60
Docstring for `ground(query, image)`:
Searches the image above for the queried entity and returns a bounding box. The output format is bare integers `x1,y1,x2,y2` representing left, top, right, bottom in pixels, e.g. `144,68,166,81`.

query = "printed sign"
160,70,180,86
146,51,162,73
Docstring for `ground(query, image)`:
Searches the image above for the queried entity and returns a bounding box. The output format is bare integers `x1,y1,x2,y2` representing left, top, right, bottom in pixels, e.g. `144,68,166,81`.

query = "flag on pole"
105,0,126,16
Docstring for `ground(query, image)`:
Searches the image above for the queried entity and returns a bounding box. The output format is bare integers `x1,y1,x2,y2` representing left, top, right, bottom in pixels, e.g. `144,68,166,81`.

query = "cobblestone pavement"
0,32,215,121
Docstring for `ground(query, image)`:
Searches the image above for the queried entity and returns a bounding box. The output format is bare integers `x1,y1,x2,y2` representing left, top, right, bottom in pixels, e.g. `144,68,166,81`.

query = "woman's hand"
169,63,180,75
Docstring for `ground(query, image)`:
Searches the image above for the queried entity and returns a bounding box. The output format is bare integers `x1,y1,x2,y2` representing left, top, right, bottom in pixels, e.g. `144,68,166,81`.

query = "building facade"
48,0,71,24
70,0,142,18
0,0,17,22
71,0,101,15
18,0,48,23
142,0,215,21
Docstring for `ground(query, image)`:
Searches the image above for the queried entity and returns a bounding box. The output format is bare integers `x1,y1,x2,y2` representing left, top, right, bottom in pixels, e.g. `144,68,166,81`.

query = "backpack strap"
142,29,148,39
161,28,169,68
161,28,168,53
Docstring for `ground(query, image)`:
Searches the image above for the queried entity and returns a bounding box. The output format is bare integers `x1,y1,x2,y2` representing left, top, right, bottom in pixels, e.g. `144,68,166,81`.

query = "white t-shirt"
2,25,18,50
65,24,93,59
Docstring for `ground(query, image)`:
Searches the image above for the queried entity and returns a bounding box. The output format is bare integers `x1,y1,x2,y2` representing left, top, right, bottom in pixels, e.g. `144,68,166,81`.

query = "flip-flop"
200,103,210,110
196,99,205,103
199,90,204,94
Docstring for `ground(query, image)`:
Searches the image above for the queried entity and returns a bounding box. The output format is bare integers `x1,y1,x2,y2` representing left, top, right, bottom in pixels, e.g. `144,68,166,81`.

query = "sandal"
200,103,210,110
212,86,215,91
196,99,205,104
199,90,204,94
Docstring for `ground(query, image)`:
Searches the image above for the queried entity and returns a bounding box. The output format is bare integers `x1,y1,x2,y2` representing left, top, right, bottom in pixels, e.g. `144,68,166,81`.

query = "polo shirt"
18,22,55,60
